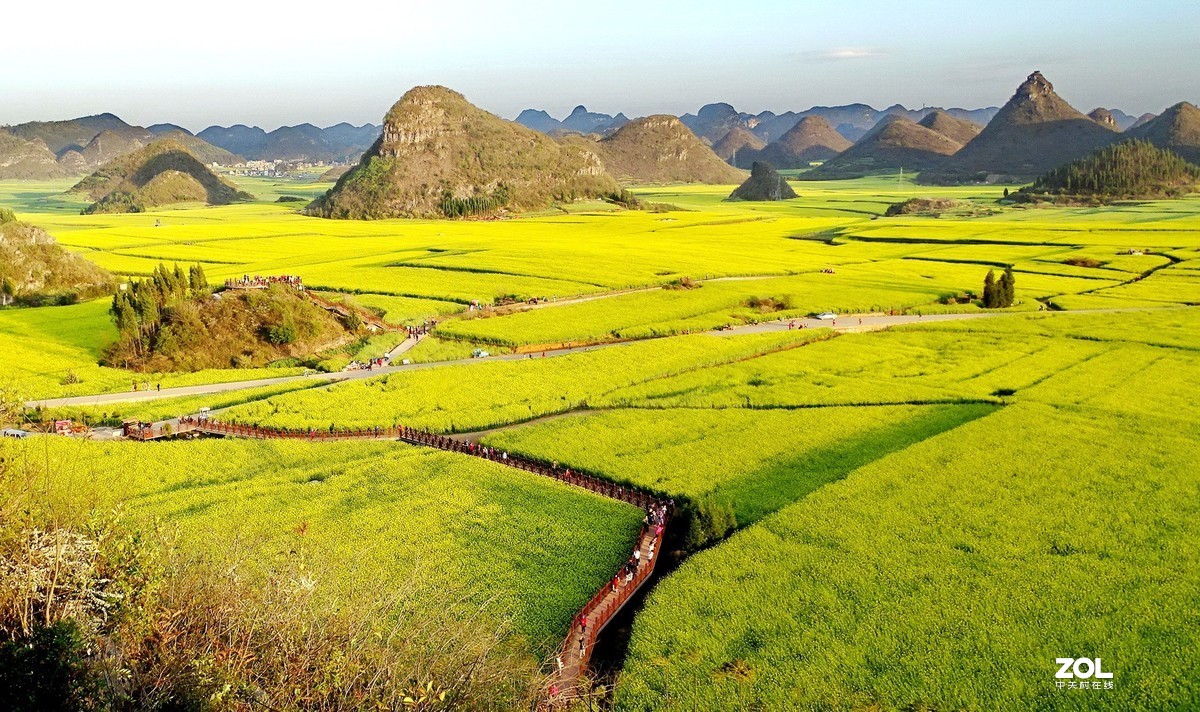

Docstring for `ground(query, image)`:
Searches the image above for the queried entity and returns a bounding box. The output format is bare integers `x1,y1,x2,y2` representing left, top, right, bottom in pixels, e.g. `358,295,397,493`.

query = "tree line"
109,263,209,363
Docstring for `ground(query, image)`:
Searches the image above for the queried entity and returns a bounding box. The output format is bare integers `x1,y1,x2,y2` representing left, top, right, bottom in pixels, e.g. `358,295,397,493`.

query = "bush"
267,322,298,345
0,620,100,711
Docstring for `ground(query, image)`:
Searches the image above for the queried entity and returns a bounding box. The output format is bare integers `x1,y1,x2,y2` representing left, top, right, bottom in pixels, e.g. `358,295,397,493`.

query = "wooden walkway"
125,418,673,706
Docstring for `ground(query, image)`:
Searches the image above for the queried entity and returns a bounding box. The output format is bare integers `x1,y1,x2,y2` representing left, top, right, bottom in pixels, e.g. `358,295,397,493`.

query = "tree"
1000,265,1016,307
188,264,208,291
982,270,999,308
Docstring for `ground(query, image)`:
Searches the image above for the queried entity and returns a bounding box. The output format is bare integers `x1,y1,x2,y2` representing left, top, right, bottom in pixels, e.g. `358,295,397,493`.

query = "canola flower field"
2,173,1198,710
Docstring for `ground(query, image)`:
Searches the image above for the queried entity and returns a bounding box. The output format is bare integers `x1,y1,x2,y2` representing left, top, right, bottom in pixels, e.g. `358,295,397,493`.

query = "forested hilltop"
1014,140,1200,203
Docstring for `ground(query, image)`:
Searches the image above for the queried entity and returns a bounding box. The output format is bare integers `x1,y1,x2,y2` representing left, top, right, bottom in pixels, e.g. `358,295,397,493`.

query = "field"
2,172,1198,709
3,176,1199,403
4,436,642,651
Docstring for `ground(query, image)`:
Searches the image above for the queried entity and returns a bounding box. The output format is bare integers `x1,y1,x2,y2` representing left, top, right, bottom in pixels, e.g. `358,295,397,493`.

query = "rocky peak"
1088,108,1118,130
1016,71,1055,100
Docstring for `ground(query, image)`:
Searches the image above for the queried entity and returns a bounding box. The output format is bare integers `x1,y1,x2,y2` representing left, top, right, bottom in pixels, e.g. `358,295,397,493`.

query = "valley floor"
2,175,1198,709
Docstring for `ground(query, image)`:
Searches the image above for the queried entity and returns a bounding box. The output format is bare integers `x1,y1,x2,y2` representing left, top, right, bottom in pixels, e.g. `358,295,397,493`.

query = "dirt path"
28,306,1189,410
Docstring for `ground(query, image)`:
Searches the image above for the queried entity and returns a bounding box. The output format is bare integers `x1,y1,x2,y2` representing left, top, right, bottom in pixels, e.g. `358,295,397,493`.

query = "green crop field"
4,436,642,651
2,172,1198,709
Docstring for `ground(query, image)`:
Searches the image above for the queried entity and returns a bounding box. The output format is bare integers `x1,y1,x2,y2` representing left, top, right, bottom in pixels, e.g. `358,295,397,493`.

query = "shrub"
267,322,298,345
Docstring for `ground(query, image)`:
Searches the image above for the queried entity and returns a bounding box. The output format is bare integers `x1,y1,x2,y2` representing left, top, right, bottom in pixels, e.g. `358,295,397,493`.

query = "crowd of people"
224,274,305,291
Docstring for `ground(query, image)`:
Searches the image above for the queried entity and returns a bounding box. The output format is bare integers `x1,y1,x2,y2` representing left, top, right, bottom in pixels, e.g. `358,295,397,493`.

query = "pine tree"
983,270,998,308
1001,265,1016,307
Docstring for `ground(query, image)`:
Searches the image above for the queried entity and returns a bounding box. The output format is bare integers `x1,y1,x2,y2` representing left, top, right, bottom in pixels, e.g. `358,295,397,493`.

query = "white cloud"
796,48,888,63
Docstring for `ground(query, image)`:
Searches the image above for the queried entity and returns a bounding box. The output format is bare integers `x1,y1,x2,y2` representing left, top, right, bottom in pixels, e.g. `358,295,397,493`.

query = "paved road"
26,306,1185,410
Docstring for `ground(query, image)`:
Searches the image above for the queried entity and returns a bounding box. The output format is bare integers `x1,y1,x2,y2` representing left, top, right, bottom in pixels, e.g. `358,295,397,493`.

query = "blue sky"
2,0,1196,131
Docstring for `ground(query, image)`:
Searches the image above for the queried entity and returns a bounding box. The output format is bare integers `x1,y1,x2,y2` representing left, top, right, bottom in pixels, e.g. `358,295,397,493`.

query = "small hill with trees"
1125,102,1200,164
71,140,253,214
1012,140,1200,203
593,115,745,184
726,162,797,201
800,115,962,179
0,209,114,306
306,86,619,219
923,71,1117,183
712,127,766,168
104,264,364,372
755,116,852,169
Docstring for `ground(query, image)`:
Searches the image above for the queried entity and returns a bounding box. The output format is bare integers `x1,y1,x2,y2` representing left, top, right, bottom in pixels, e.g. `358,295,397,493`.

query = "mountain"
515,109,562,133
712,127,766,168
680,103,750,144
71,139,254,214
154,130,241,165
0,133,66,179
196,122,379,162
918,110,983,145
801,115,962,180
1128,113,1157,131
1014,139,1200,201
560,106,616,135
752,112,801,143
317,122,379,158
0,210,113,305
4,113,133,154
923,71,1118,183
1125,102,1200,164
598,113,630,135
78,129,151,167
306,86,619,219
755,116,852,168
593,115,745,184
196,124,269,157
1088,108,1119,130
2,114,235,174
1088,108,1140,131
727,162,797,201
148,123,191,135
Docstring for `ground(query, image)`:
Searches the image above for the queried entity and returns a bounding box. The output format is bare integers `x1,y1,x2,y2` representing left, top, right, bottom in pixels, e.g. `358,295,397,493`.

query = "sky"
2,0,1197,132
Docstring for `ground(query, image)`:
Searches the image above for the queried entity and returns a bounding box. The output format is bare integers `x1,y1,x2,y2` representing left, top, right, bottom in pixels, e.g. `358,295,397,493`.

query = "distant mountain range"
0,113,380,179
514,106,630,136
196,122,379,163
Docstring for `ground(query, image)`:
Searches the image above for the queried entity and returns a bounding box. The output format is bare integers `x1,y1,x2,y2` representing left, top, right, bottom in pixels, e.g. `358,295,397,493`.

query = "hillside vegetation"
104,264,358,372
1015,140,1200,202
72,140,253,214
307,86,618,219
0,211,113,306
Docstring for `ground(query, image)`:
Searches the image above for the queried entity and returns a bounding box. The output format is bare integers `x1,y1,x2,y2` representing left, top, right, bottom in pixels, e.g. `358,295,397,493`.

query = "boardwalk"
124,417,672,705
